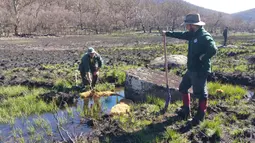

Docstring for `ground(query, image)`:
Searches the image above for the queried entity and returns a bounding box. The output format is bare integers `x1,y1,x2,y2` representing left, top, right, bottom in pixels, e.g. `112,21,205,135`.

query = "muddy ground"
0,34,254,87
0,34,255,143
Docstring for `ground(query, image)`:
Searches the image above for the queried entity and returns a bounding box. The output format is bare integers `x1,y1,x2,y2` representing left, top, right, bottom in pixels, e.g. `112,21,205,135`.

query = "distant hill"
232,8,255,21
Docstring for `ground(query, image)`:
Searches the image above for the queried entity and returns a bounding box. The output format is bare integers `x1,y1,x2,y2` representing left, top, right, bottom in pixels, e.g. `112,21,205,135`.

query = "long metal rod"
163,34,171,112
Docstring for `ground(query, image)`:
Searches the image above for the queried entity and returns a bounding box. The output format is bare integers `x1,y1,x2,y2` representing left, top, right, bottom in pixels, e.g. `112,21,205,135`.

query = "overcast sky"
184,0,255,14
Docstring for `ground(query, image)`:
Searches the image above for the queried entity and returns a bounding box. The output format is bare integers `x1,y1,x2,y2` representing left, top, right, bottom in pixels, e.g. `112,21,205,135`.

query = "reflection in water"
82,94,123,119
0,90,124,142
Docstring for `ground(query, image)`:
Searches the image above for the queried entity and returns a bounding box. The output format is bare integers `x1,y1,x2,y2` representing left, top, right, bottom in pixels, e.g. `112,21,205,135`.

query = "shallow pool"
0,90,124,142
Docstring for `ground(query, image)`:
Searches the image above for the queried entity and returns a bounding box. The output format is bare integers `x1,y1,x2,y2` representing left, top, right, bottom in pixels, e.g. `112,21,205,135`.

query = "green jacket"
166,27,217,73
78,52,103,73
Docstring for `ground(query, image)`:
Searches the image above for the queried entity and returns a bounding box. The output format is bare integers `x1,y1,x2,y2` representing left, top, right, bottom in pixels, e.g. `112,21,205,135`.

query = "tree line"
0,0,254,36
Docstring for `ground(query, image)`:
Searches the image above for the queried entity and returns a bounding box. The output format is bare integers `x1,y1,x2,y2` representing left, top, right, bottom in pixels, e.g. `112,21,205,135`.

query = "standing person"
78,47,103,90
162,13,218,125
223,27,228,46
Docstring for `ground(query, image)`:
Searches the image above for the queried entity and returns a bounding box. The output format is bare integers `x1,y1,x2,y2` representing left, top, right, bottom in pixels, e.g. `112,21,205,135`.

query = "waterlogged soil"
0,34,255,142
0,35,254,87
0,90,124,142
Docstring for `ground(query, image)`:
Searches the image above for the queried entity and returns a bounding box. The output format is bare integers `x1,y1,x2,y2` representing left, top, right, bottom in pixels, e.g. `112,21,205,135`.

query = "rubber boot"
190,99,208,125
176,93,191,120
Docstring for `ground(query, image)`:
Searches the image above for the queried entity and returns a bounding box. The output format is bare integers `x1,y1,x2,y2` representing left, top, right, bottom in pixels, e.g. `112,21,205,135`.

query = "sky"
184,0,255,14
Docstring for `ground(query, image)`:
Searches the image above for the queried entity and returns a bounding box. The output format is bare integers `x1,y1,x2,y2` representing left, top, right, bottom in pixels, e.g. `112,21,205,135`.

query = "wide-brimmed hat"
87,47,95,54
181,13,205,26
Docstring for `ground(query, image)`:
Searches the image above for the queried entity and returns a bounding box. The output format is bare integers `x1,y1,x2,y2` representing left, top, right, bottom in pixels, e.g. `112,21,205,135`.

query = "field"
0,33,254,143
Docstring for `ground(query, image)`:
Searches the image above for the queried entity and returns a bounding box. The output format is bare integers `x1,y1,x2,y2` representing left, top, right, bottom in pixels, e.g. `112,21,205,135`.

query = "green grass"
112,104,159,132
211,44,255,74
230,128,244,138
208,82,247,100
101,65,138,86
199,114,223,138
132,104,161,115
163,128,188,143
53,78,73,91
94,83,115,91
146,95,165,109
0,85,30,98
0,87,54,124
82,99,102,120
31,76,48,83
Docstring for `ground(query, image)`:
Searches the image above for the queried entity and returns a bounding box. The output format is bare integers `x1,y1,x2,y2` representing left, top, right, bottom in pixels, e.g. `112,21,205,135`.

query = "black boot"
189,99,207,126
175,106,191,120
189,110,205,126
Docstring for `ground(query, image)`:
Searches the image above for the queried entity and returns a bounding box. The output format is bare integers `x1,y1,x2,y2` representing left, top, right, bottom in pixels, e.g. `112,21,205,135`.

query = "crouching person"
79,47,103,90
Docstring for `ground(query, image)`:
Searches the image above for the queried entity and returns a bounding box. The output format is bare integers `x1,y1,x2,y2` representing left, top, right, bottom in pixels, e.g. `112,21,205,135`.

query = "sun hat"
181,13,205,26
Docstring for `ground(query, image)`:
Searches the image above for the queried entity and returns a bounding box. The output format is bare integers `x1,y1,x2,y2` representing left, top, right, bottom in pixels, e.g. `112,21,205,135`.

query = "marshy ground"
0,32,254,143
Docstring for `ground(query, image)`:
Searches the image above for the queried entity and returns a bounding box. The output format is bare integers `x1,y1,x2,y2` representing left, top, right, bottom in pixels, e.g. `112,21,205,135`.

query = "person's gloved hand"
93,71,99,76
161,30,167,36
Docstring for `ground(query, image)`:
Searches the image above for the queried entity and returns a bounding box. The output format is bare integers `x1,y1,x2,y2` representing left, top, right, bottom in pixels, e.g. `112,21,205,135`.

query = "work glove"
93,71,99,76
161,30,167,36
93,68,99,76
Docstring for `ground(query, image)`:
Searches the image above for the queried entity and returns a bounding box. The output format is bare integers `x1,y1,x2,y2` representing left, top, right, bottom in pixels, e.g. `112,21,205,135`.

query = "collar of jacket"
193,26,204,36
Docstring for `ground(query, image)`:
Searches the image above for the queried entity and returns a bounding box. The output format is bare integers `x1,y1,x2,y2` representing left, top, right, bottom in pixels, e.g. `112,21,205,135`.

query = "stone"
124,67,191,102
149,55,187,69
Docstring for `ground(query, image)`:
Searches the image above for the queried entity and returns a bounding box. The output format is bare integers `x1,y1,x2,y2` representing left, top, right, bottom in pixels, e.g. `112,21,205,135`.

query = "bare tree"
0,0,37,35
0,0,252,36
105,0,123,31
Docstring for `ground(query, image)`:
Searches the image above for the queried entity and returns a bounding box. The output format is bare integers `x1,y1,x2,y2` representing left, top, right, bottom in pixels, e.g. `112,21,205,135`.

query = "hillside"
232,8,255,21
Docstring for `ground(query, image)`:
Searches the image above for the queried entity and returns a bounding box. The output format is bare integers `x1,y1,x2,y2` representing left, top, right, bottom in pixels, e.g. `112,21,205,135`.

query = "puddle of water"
247,89,254,101
0,90,124,142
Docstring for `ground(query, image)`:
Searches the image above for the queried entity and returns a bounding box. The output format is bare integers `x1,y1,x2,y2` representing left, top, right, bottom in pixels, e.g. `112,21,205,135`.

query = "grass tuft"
0,85,30,98
200,114,223,139
163,128,188,143
146,95,165,109
53,78,72,91
94,83,115,91
0,86,54,123
208,82,247,100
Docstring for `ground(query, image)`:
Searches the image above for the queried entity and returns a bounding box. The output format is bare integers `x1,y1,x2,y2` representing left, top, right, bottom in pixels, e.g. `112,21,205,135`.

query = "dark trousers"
179,70,209,100
80,71,98,88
